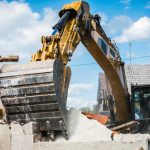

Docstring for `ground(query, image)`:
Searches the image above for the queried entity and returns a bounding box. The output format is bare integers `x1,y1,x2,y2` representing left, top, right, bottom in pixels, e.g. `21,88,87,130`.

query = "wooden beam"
110,121,139,132
0,55,19,62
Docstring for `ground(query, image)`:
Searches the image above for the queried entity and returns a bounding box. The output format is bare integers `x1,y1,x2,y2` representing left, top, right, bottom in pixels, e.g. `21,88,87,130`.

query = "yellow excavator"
0,1,138,140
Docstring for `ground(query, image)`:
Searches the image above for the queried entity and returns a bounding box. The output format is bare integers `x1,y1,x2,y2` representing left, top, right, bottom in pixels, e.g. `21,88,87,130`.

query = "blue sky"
0,0,150,109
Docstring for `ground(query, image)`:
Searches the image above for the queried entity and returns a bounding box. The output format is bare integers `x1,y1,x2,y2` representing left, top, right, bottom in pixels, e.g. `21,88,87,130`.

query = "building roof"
125,64,150,93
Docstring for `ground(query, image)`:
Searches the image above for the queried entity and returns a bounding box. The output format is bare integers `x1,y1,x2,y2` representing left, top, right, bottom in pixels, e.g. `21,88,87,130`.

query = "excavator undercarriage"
0,59,71,141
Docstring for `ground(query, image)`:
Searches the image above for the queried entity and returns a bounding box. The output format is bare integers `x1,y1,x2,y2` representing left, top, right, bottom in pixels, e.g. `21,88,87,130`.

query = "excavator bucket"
0,59,71,141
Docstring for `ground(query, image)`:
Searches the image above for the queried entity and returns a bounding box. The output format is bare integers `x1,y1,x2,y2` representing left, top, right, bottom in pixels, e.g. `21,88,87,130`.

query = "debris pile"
0,108,149,150
55,108,112,142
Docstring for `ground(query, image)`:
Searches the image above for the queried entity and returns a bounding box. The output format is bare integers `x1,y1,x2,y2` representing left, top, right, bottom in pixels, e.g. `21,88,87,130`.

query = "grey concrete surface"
33,141,146,150
10,123,33,150
0,122,149,150
0,123,10,150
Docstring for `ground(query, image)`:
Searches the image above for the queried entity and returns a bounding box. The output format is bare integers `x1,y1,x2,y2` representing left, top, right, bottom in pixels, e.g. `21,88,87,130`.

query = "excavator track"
0,59,71,141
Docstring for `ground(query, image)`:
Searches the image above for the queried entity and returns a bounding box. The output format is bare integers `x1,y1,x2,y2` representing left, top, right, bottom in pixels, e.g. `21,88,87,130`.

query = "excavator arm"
32,1,129,121
0,1,129,141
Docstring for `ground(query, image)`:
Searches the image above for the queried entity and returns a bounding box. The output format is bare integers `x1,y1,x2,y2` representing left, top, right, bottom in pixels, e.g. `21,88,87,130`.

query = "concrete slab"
11,135,33,150
114,134,150,142
0,123,10,150
10,123,34,150
0,122,149,150
33,141,145,150
0,110,150,150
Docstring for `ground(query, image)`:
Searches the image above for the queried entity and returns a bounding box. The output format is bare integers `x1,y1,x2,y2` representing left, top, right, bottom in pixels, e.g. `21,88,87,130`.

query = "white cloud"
67,97,96,109
68,83,94,96
120,0,132,5
67,83,96,109
146,1,150,9
98,12,108,26
120,0,132,10
114,17,150,43
105,15,133,35
0,1,58,62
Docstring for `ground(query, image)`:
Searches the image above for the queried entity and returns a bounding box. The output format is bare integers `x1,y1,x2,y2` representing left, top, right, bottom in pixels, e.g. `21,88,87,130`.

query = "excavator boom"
1,1,129,141
32,1,129,121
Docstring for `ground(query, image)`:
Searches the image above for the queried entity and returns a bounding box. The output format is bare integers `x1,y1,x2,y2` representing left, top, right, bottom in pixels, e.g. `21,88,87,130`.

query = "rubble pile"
62,108,112,142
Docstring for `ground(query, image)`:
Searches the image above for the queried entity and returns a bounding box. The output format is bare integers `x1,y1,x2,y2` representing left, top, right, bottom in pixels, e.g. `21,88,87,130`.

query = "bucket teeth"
0,59,71,141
